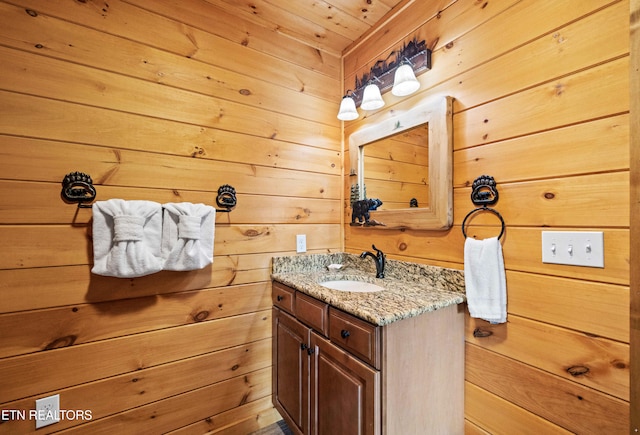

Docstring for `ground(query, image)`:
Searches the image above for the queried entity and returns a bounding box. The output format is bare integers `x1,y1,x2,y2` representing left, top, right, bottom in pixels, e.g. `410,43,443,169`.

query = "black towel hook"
461,175,505,239
215,184,237,213
61,171,96,208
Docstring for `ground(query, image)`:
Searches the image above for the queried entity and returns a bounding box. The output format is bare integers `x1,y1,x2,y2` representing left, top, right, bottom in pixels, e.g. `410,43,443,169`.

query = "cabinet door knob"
307,348,315,355
277,295,284,301
340,329,350,339
300,343,308,351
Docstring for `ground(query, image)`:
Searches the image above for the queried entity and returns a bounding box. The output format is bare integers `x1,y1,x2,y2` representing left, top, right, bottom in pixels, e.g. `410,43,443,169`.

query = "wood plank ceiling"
202,0,411,55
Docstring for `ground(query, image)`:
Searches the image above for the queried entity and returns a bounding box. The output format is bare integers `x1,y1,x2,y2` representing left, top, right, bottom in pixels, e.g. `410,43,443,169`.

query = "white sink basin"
320,280,384,293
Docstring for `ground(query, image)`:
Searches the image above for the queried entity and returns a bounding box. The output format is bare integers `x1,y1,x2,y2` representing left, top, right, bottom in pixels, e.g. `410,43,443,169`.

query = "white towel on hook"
161,202,216,271
91,199,164,278
464,236,507,324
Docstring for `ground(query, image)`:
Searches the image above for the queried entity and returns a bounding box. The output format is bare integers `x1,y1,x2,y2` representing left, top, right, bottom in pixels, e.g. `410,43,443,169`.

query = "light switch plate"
541,231,604,268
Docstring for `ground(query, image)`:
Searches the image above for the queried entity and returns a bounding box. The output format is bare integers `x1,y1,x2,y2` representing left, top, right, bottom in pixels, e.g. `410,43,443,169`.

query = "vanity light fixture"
337,36,431,120
337,90,359,121
392,59,420,97
360,78,385,111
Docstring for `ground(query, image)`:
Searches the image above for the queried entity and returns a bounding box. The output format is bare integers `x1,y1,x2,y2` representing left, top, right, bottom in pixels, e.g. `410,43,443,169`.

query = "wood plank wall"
0,0,341,433
630,0,640,430
343,0,630,433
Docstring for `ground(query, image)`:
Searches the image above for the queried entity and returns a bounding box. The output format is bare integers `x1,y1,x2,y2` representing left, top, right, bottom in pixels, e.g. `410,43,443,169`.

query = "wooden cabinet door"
273,308,311,435
309,332,380,435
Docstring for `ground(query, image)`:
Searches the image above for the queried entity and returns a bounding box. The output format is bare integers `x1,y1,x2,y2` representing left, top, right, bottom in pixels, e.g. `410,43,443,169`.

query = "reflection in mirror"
362,123,429,210
349,95,453,230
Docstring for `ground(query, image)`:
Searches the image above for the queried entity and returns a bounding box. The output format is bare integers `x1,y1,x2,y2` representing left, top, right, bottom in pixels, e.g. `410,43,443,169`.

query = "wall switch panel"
541,231,604,268
35,394,60,429
296,234,306,253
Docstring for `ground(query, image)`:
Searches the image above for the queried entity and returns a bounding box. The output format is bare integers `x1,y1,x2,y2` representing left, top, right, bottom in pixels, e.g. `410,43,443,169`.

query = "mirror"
349,95,453,230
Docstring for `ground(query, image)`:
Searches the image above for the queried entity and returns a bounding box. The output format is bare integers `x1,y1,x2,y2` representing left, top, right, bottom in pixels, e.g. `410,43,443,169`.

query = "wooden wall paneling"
465,382,573,435
631,0,640,430
449,0,629,113
0,2,340,102
0,253,274,313
0,223,341,269
437,0,620,81
344,0,618,102
0,137,341,200
506,271,629,343
0,283,272,359
193,0,352,55
343,0,510,79
0,181,341,225
454,115,629,187
453,172,629,228
453,57,629,150
9,0,342,81
466,315,629,400
167,396,281,434
0,310,271,404
466,344,628,434
127,0,342,76
1,339,272,433
343,0,628,154
0,45,340,128
0,91,339,153
0,0,345,430
68,367,272,434
344,0,631,429
0,4,340,110
234,0,372,42
346,226,629,285
500,228,629,285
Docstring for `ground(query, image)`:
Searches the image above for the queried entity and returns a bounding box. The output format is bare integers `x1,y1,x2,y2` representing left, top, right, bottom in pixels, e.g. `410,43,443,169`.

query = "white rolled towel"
162,202,215,271
464,236,507,324
91,199,164,278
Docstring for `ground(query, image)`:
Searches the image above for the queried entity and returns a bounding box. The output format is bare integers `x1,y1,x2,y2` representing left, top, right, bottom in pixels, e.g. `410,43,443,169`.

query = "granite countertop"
271,253,466,326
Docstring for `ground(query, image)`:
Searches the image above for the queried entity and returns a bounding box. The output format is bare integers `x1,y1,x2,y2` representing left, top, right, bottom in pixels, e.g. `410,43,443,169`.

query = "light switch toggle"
541,231,604,268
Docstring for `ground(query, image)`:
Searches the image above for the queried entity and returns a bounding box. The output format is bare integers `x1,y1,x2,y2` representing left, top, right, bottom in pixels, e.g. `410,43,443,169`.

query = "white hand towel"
91,199,164,278
464,236,507,324
161,202,215,271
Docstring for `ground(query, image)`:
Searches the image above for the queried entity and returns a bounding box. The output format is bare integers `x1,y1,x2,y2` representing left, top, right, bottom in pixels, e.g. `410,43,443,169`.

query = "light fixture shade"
337,95,359,121
392,63,420,96
360,83,385,110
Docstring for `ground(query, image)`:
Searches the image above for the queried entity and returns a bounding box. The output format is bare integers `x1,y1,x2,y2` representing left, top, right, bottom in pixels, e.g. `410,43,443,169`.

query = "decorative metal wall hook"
470,175,499,206
61,171,96,208
215,184,237,213
462,175,505,240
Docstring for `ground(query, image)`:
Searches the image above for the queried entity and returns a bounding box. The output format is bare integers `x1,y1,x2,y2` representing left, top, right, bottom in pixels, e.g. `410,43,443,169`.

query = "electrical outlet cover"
35,394,60,429
296,234,307,253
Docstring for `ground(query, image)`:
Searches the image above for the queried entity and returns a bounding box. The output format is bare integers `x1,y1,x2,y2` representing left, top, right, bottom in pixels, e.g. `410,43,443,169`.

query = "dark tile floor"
249,419,293,435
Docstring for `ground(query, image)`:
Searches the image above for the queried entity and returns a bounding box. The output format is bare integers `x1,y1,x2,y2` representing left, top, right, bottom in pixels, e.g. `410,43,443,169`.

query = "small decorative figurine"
350,198,384,226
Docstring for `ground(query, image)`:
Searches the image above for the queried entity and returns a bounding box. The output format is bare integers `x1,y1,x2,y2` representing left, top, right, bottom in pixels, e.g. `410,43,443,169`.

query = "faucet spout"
360,244,385,278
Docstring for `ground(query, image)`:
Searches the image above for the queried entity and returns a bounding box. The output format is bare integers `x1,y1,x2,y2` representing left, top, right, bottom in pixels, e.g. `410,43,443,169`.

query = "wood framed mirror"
348,95,453,230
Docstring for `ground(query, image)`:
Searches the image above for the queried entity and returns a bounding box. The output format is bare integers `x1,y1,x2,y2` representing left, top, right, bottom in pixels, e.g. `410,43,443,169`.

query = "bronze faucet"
360,244,385,278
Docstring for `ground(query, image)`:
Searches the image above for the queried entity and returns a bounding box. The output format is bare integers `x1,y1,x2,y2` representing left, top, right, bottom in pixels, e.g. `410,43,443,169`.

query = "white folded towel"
161,203,215,271
91,199,164,278
464,236,507,324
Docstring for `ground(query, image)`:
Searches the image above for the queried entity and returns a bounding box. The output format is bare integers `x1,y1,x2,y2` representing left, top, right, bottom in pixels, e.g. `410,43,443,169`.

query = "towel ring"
461,206,505,240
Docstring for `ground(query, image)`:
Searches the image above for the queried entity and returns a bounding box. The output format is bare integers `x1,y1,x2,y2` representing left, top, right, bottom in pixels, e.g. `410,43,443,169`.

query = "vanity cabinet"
272,281,464,435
